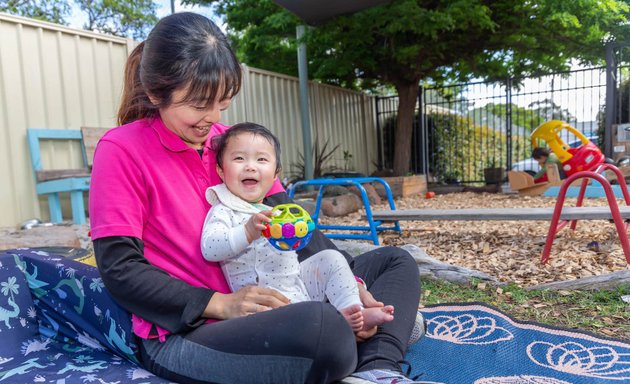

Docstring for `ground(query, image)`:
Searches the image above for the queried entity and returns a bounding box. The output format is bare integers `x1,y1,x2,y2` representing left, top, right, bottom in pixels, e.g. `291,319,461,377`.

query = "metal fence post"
297,25,314,180
417,85,428,175
605,42,616,158
375,96,383,170
506,78,513,170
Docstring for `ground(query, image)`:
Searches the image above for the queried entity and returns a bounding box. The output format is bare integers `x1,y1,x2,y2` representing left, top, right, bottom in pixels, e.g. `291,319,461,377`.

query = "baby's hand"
245,210,273,243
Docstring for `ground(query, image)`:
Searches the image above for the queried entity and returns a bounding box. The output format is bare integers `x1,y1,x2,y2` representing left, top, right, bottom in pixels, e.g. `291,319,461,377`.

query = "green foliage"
188,0,629,175
1,0,158,39
194,0,630,87
382,110,530,183
481,101,575,132
288,137,341,181
0,0,71,24
184,0,301,77
76,0,158,40
427,113,526,183
527,99,576,124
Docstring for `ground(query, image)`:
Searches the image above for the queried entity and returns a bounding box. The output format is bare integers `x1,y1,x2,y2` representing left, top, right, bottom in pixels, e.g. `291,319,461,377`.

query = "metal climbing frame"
287,177,401,245
543,163,630,264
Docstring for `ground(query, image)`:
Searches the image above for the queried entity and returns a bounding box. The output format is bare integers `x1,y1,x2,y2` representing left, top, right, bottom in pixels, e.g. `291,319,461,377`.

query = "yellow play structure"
530,120,604,178
509,120,604,195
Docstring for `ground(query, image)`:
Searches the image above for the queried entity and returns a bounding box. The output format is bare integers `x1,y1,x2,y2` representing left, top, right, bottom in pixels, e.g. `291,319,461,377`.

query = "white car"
511,136,598,176
511,158,541,176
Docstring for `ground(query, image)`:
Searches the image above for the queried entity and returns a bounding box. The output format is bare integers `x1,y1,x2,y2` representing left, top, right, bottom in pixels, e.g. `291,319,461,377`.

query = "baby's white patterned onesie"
201,184,360,309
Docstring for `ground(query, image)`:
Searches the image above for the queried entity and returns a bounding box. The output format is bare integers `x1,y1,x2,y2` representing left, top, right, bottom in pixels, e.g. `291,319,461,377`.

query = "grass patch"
421,279,630,340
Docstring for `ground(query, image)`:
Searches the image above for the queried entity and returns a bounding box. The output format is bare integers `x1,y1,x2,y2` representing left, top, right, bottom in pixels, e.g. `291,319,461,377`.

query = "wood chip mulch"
318,192,630,288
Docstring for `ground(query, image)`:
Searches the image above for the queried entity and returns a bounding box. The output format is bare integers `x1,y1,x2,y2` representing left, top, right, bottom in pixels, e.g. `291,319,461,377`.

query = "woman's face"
157,88,232,149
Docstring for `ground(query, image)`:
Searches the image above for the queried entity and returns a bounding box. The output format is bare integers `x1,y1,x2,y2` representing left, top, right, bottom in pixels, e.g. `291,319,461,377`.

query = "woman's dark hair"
532,147,550,159
212,123,282,174
118,12,242,125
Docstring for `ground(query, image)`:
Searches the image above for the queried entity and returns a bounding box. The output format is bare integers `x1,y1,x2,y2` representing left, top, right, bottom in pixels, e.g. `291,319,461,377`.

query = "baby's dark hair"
212,123,282,174
532,147,550,160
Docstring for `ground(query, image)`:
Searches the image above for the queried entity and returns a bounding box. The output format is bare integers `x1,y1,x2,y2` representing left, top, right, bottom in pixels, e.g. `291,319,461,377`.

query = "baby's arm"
201,205,251,261
244,210,273,243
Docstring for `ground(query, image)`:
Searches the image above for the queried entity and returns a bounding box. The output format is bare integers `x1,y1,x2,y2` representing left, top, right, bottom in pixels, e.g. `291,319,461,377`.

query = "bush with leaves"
288,136,341,181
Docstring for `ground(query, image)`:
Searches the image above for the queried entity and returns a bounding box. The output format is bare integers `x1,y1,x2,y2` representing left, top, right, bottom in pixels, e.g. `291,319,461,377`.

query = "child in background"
201,122,395,333
532,147,566,183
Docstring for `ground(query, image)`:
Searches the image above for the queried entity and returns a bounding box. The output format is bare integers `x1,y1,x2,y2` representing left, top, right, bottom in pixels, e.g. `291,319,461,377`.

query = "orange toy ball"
425,192,436,199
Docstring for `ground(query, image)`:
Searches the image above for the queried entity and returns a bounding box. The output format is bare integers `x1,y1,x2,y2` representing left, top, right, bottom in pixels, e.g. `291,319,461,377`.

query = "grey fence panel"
0,13,130,227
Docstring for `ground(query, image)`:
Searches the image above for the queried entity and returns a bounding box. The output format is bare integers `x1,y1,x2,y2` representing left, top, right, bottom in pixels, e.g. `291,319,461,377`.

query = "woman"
89,12,421,384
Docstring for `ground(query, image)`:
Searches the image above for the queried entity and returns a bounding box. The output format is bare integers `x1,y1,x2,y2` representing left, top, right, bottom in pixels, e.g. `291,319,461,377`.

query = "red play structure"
531,120,605,183
533,121,630,264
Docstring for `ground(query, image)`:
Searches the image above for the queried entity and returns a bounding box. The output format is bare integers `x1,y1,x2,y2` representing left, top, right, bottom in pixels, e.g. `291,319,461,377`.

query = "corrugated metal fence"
0,13,377,227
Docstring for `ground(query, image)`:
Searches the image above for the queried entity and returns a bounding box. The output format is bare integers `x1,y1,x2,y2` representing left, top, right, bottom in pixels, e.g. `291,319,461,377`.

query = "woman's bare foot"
340,304,364,332
361,305,394,331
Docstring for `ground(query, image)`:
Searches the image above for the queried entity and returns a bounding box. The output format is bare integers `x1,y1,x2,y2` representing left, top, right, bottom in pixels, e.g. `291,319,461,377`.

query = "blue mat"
544,182,630,198
406,303,630,384
0,249,170,383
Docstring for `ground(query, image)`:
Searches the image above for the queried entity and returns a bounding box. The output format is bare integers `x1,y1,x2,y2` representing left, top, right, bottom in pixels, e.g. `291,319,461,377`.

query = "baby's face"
217,132,278,204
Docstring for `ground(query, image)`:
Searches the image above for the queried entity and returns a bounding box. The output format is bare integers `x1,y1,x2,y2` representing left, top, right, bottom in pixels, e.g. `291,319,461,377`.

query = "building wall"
0,13,377,227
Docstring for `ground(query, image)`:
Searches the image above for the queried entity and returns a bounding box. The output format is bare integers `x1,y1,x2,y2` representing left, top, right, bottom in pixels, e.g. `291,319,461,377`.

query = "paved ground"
0,223,92,253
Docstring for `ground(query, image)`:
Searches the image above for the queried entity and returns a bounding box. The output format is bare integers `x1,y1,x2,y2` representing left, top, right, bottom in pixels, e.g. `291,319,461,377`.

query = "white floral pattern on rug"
527,341,630,380
426,313,514,345
474,376,572,384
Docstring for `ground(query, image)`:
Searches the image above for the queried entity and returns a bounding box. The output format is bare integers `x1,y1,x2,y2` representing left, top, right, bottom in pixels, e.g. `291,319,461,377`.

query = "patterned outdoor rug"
406,303,630,384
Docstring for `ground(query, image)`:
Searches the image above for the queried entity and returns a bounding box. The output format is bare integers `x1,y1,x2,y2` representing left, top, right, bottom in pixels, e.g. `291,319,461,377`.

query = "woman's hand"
355,326,378,342
358,282,383,309
245,210,273,243
204,285,290,320
355,283,383,342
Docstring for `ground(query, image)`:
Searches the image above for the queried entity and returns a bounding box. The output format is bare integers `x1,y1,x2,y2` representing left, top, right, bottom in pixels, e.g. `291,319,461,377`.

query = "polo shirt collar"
150,116,211,152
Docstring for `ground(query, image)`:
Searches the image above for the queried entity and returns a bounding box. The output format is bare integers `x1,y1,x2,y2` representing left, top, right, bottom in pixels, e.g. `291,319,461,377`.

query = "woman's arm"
94,236,215,333
96,236,291,325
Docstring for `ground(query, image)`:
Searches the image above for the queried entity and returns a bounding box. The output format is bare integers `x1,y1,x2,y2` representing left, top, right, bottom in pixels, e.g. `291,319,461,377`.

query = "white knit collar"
206,183,271,214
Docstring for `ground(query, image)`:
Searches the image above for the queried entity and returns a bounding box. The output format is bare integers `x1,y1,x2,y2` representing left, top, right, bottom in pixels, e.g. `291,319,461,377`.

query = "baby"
200,122,394,332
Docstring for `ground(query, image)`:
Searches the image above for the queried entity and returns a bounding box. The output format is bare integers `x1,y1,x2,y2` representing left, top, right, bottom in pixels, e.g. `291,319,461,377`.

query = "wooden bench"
371,204,630,265
81,127,110,169
371,206,630,222
27,127,109,224
507,163,563,196
371,167,630,265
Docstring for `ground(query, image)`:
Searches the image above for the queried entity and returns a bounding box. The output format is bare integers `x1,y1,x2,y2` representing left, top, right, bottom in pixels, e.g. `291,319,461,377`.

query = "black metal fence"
377,45,630,184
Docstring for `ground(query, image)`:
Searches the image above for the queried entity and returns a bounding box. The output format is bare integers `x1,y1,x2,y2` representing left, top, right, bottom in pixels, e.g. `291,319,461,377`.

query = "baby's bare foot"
340,304,364,332
361,305,394,331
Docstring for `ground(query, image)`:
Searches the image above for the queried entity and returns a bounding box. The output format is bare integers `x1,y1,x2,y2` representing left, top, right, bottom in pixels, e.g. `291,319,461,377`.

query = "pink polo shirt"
89,117,284,339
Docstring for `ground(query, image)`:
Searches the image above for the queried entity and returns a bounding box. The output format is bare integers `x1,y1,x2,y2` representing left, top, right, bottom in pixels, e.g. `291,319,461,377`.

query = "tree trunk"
392,81,419,176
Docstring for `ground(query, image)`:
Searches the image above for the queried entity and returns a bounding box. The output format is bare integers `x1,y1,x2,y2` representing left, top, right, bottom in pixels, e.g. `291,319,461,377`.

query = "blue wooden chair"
26,129,91,224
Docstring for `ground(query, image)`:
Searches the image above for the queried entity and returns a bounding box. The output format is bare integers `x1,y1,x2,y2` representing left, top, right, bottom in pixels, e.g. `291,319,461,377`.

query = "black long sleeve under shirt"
93,191,352,335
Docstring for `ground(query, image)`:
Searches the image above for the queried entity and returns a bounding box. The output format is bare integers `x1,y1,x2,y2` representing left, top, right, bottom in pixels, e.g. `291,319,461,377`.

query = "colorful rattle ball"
262,203,315,251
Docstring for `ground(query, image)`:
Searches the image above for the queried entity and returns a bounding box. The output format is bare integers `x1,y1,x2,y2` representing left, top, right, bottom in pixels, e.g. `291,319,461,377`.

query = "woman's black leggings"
138,246,420,384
